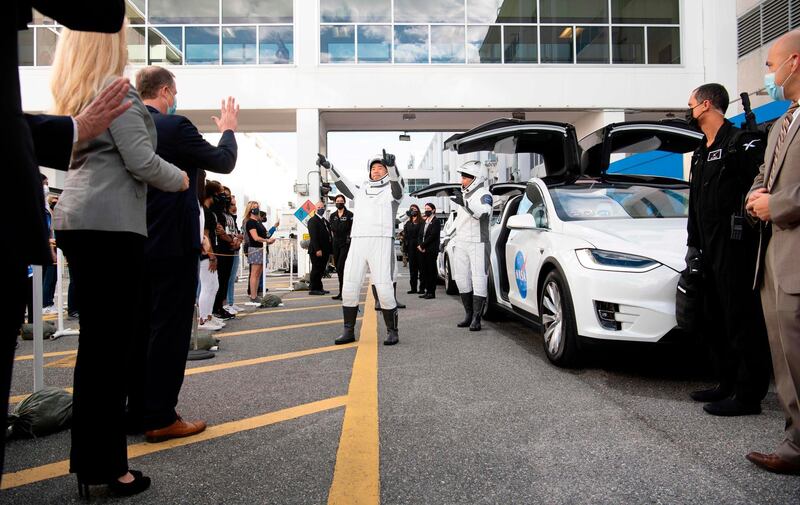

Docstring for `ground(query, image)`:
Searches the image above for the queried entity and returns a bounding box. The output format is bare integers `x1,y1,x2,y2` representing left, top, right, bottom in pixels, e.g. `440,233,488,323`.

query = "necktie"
768,102,800,190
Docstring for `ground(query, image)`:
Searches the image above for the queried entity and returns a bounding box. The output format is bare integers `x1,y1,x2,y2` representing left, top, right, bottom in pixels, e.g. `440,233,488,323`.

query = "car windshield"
549,183,688,221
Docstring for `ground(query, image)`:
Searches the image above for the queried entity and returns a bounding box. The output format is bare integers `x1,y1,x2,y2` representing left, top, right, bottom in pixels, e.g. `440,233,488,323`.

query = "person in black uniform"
329,194,353,300
308,201,332,295
685,83,771,416
418,202,441,299
403,204,423,293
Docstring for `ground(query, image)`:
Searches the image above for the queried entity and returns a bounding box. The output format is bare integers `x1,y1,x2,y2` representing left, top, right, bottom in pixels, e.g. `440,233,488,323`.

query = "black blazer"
403,219,422,254
419,218,441,255
307,214,332,256
9,0,125,267
145,106,237,258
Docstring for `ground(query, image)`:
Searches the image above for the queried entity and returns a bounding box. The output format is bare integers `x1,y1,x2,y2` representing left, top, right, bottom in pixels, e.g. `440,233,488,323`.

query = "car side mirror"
507,214,537,230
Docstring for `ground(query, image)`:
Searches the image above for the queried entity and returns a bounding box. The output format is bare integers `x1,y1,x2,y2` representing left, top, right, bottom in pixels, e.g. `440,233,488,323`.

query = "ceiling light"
402,112,416,121
512,111,526,120
559,27,573,39
399,132,411,141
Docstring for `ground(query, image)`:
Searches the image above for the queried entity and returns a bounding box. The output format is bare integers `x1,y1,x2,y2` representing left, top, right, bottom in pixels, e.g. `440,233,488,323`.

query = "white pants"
342,236,396,310
199,258,219,319
453,241,489,297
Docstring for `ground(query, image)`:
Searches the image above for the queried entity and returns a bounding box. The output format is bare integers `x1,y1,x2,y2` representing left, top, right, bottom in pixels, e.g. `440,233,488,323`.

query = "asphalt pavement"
2,265,798,504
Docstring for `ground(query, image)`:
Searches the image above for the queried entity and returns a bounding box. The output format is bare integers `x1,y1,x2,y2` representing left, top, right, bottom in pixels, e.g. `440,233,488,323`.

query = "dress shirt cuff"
71,117,79,144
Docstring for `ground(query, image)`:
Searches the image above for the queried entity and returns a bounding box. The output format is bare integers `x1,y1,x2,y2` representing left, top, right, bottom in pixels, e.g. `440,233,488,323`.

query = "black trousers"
421,251,438,295
332,242,349,295
0,264,29,481
310,253,328,291
58,230,145,481
213,254,233,313
128,254,199,431
407,248,421,291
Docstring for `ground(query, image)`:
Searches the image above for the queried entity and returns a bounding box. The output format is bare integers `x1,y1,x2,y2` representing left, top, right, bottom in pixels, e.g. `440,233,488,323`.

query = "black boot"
690,384,732,402
457,292,474,327
335,306,359,345
394,282,406,309
470,296,486,331
383,308,399,345
372,285,381,311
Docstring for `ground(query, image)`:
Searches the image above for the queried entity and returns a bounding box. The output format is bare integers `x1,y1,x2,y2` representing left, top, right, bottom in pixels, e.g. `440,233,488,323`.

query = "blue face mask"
165,89,177,115
764,56,796,102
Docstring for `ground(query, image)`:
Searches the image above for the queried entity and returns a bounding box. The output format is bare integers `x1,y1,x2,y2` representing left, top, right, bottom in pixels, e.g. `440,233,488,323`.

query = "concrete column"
572,109,626,139
295,108,322,277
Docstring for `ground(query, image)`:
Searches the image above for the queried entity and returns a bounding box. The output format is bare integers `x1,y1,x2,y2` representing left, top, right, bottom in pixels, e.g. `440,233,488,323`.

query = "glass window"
394,0,465,23
321,0,391,22
358,25,391,63
31,10,55,25
127,26,147,65
407,179,431,193
550,185,688,221
611,0,679,24
468,0,536,23
394,25,429,64
467,25,502,63
612,26,644,64
223,0,293,23
576,26,608,64
540,26,573,64
431,26,466,64
149,27,183,64
186,27,220,65
18,30,34,66
222,27,256,64
321,25,355,63
126,0,146,24
259,26,293,64
149,0,219,24
647,27,680,64
504,26,538,63
540,0,608,24
36,27,59,66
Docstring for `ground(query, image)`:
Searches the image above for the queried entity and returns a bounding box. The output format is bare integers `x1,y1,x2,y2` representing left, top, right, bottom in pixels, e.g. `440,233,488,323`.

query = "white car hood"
563,218,687,272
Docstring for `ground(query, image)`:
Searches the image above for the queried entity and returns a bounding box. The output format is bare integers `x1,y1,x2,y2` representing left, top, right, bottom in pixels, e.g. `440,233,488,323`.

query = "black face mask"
684,103,703,129
335,202,345,209
250,207,260,216
424,210,432,217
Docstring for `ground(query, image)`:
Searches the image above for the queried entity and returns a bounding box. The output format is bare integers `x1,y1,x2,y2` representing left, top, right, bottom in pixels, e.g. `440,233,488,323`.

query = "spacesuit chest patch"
481,194,493,205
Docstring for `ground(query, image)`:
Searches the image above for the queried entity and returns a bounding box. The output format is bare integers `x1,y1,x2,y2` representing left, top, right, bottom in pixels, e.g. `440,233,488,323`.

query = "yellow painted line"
185,343,357,376
1,396,348,490
237,302,364,319
9,387,73,405
14,350,77,362
216,318,362,339
328,288,379,505
44,355,76,368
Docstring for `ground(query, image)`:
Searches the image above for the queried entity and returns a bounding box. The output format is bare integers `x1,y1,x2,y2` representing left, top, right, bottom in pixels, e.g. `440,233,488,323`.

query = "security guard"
685,83,771,416
329,194,353,300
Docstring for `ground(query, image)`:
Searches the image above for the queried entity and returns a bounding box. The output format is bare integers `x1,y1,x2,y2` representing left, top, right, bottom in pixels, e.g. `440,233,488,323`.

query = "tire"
539,270,580,367
482,266,500,321
445,257,459,295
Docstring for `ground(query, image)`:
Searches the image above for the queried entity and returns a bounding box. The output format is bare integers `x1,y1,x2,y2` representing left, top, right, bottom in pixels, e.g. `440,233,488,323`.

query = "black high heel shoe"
77,470,151,500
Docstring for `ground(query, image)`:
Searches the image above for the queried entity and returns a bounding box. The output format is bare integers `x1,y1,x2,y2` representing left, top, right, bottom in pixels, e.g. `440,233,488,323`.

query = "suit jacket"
419,218,441,255
749,104,800,293
54,87,185,236
308,214,332,256
145,106,237,258
8,0,124,266
403,219,422,254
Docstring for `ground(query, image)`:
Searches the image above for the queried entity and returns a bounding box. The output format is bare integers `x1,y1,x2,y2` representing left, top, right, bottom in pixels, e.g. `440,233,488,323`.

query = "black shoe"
382,308,399,345
396,302,406,309
78,471,151,499
470,295,485,331
213,309,235,320
407,289,418,294
331,294,342,300
68,311,79,319
309,290,326,295
457,292,474,328
690,385,732,403
322,290,331,294
419,293,428,298
703,397,761,417
335,306,359,345
424,293,435,299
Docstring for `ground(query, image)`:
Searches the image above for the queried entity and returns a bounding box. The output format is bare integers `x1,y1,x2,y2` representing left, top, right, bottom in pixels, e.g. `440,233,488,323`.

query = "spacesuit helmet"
368,155,388,182
458,160,487,191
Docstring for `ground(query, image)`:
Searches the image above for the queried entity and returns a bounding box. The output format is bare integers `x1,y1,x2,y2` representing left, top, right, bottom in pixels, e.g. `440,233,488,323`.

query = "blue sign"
514,251,527,299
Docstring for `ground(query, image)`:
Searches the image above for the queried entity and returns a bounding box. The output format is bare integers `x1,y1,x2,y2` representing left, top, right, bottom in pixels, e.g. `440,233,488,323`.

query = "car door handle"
539,248,544,254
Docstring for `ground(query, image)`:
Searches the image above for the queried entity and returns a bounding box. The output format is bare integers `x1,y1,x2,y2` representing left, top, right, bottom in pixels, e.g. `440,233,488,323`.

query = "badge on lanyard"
707,149,722,161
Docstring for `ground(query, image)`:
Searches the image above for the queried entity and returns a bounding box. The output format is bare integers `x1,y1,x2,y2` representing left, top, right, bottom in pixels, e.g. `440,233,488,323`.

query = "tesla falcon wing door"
443,119,582,179
579,120,704,177
410,182,462,198
489,182,526,196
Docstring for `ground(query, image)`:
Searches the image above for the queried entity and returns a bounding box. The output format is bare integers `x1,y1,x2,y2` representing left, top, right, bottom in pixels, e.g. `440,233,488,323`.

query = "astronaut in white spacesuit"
450,160,493,331
316,151,404,345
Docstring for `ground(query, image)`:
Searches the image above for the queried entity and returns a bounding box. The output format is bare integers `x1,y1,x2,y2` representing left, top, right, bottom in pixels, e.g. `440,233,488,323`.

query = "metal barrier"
263,238,295,293
53,249,79,340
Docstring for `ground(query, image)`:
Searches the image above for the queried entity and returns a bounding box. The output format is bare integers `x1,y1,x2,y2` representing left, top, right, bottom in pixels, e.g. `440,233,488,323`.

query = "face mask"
410,210,418,216
765,56,796,102
316,207,325,214
424,210,432,217
165,89,177,115
684,102,705,128
250,207,260,216
335,202,344,209
43,185,49,197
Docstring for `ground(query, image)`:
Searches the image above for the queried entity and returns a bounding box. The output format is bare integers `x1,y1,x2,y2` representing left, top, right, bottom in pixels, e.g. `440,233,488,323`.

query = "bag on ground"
6,387,73,439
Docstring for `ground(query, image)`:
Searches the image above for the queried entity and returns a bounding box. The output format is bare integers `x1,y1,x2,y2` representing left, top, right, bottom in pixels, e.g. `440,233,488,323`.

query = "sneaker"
231,304,244,312
42,305,57,314
213,309,235,320
198,319,223,331
223,305,239,314
210,316,227,327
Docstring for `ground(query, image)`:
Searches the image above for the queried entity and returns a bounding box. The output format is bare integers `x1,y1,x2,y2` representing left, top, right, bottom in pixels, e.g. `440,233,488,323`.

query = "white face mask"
43,185,49,196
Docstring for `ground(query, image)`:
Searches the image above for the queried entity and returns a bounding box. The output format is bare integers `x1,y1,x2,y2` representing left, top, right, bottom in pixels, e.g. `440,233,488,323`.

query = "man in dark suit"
128,66,238,443
3,0,129,480
308,201,333,295
418,202,441,299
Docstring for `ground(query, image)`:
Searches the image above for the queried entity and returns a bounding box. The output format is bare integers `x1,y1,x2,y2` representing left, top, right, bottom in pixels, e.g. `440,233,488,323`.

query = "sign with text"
294,200,317,228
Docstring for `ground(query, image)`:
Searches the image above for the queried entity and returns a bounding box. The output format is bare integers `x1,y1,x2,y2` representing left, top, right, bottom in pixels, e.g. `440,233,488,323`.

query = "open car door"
579,120,703,179
444,119,582,179
410,182,462,199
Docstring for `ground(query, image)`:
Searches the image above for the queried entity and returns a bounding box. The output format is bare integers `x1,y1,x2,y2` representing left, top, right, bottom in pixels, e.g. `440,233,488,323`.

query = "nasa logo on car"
514,251,527,299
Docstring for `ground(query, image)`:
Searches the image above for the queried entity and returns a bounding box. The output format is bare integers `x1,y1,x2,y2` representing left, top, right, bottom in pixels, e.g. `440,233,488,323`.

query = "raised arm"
383,150,405,201
318,154,356,200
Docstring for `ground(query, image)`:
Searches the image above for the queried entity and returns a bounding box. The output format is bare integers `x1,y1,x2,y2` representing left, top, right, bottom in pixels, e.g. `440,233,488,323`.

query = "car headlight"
575,249,661,273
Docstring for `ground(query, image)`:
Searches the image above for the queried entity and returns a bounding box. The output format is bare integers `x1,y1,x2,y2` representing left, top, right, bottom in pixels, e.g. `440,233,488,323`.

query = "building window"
36,27,60,66
611,0,679,24
149,0,219,24
504,26,538,64
128,26,147,65
612,26,644,64
468,0,537,23
647,26,680,64
186,26,220,65
18,30,34,66
222,27,257,65
407,179,432,194
467,25,502,63
358,25,392,63
259,26,293,64
223,0,293,24
321,25,355,63
431,26,466,64
395,25,429,64
540,26,573,64
149,27,183,65
576,26,609,64
321,0,391,23
539,0,608,24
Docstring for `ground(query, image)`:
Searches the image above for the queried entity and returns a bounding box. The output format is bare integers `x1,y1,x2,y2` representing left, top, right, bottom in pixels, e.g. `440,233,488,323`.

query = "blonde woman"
243,201,278,304
51,25,188,498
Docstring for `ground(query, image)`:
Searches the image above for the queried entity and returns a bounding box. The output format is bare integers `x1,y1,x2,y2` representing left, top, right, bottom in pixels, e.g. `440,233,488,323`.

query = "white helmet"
367,155,388,182
458,160,487,191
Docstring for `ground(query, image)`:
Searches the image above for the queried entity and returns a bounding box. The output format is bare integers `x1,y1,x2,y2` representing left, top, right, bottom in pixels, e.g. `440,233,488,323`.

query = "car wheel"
445,257,459,295
482,266,500,321
539,270,580,367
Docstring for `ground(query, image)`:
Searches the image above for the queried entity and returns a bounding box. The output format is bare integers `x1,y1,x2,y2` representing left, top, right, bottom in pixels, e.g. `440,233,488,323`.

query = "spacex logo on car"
515,251,527,299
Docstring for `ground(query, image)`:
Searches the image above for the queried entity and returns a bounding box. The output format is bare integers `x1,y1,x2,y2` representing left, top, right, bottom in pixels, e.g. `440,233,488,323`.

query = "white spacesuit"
316,152,404,345
451,160,493,331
